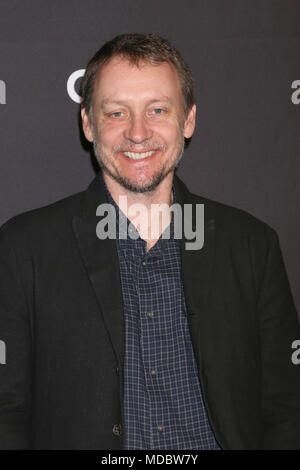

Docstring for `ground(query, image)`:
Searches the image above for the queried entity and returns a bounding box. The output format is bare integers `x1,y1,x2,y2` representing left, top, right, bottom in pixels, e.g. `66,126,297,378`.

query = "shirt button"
112,423,122,436
141,260,147,267
146,311,154,318
150,368,157,376
157,425,164,432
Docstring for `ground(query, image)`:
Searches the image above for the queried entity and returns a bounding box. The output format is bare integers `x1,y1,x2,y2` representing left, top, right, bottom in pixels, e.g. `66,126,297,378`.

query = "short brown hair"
80,33,195,118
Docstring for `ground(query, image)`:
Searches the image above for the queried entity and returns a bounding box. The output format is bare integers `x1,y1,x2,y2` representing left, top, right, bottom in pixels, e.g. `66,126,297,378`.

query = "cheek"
158,124,182,146
95,125,121,148
153,119,182,139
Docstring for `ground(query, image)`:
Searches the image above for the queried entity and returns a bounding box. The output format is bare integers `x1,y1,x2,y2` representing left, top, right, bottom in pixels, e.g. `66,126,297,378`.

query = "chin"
117,174,166,193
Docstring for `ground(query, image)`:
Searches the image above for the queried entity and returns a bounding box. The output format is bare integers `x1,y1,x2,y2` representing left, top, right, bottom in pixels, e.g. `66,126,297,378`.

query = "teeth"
123,150,156,160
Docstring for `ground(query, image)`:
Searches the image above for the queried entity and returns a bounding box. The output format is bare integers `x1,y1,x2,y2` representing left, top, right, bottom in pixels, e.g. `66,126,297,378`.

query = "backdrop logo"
0,80,6,104
291,80,300,105
67,69,85,103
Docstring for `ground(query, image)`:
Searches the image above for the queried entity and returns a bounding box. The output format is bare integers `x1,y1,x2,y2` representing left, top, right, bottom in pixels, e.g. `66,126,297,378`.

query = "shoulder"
0,189,85,247
175,172,276,238
188,190,285,297
184,185,279,260
175,175,279,249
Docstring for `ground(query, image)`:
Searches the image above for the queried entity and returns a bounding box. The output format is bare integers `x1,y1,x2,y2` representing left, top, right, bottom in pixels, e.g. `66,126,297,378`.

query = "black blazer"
0,172,299,450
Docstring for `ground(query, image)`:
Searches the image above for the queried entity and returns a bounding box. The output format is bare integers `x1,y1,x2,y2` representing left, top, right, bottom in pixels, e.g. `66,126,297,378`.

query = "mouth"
122,150,158,161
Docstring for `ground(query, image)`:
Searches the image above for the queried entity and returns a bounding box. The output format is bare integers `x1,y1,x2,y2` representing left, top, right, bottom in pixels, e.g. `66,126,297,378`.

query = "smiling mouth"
123,150,157,160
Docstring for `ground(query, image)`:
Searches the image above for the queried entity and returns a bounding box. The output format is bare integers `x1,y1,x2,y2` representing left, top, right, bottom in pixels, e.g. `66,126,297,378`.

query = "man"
0,33,300,450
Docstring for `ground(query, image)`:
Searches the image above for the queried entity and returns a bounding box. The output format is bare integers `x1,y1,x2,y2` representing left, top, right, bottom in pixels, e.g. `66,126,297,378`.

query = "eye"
152,108,164,115
110,111,124,118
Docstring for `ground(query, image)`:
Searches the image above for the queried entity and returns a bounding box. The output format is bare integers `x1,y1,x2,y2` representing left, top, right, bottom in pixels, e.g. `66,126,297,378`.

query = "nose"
123,114,153,143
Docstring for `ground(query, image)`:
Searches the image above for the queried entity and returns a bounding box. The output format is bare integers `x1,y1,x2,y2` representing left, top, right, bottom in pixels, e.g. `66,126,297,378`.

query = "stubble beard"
91,127,185,194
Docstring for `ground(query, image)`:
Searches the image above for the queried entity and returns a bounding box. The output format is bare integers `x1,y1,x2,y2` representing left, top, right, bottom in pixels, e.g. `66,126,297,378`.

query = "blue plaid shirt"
106,187,220,450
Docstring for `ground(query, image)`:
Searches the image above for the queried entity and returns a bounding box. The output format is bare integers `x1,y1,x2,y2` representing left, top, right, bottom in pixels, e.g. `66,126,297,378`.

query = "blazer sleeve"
0,224,32,449
257,228,300,449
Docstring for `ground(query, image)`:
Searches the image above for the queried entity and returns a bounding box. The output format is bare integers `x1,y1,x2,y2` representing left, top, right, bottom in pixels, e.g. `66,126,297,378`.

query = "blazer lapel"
175,175,246,449
174,175,229,447
72,172,124,368
174,174,216,330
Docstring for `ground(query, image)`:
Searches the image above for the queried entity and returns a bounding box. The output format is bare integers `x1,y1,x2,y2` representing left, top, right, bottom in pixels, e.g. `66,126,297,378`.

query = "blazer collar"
72,172,125,367
173,175,216,318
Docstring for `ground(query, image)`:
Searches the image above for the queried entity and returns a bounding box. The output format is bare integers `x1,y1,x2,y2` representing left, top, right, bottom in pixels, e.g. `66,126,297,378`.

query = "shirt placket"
136,245,166,449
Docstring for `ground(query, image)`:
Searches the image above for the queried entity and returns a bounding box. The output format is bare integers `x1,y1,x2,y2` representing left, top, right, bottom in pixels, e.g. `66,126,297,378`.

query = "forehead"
92,56,182,104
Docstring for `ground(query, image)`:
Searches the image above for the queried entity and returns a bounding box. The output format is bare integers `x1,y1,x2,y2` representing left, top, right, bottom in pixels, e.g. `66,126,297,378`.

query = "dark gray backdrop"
0,0,299,315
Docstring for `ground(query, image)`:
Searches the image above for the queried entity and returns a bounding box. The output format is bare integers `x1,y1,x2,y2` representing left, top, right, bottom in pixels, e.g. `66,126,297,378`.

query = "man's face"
81,56,196,193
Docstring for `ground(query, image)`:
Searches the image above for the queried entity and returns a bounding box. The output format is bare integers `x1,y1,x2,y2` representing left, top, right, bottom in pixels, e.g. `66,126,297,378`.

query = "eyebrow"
99,97,172,107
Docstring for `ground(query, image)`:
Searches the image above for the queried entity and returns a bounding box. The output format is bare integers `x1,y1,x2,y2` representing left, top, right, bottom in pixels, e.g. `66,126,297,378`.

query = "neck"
104,173,174,251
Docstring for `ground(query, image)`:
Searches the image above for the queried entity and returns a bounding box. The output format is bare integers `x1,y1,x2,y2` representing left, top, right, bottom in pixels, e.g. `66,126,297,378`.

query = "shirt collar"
104,181,177,256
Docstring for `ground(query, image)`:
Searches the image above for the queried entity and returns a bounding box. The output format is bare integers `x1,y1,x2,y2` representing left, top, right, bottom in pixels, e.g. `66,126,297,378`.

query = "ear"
81,107,94,143
183,104,196,139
